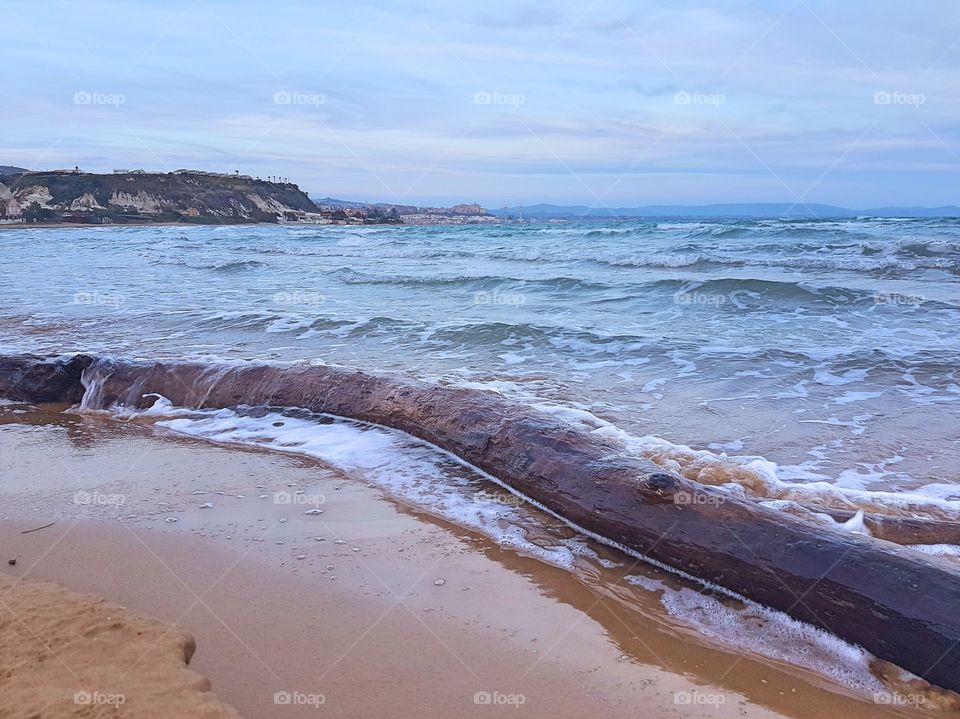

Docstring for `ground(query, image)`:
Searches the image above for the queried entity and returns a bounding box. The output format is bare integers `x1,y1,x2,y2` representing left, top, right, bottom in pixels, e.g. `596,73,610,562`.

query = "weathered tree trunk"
3,353,960,693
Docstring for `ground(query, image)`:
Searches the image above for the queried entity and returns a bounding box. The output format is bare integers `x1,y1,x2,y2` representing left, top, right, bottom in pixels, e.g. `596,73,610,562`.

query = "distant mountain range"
311,196,372,210
310,198,960,219
0,166,29,175
488,202,960,219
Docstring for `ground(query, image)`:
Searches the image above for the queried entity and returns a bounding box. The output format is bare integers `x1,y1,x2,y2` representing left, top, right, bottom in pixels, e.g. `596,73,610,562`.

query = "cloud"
2,0,959,205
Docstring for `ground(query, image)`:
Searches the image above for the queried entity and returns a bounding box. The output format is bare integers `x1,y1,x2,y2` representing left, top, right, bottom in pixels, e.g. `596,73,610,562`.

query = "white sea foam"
140,401,585,570
623,577,890,696
912,544,960,558
531,401,960,521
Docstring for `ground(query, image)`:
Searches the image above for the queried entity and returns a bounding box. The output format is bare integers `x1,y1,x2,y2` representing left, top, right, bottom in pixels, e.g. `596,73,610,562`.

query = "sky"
3,0,959,208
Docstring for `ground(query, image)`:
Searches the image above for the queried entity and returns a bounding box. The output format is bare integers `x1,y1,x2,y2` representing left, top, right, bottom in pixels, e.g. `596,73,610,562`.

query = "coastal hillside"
0,169,317,224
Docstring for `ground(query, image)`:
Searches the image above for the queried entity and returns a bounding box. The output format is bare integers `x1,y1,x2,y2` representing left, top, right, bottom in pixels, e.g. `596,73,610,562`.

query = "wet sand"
0,403,948,718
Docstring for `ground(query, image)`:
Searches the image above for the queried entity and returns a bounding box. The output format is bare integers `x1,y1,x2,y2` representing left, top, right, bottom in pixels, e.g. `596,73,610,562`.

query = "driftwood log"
3,353,960,693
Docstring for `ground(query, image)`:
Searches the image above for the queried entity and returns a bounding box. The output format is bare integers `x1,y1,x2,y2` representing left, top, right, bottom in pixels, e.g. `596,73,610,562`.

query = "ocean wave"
332,268,614,293
200,259,267,272
592,252,957,274
649,277,884,305
531,402,960,522
333,268,498,286
250,245,477,261
147,258,267,272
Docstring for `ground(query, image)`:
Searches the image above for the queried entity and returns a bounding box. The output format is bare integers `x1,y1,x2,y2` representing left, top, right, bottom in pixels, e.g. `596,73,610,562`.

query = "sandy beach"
0,572,240,717
0,401,948,718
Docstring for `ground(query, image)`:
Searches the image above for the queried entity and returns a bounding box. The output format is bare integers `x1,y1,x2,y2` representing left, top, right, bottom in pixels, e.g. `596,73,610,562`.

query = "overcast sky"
3,0,959,207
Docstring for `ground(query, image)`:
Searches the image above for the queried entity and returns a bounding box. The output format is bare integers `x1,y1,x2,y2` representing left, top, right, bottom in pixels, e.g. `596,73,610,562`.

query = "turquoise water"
2,218,959,498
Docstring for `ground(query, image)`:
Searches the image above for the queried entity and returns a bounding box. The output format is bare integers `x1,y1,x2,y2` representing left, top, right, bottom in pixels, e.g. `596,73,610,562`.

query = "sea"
2,217,960,698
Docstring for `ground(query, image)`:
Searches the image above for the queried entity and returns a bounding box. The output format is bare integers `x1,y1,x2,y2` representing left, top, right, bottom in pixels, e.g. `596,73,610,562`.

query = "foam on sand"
139,400,586,570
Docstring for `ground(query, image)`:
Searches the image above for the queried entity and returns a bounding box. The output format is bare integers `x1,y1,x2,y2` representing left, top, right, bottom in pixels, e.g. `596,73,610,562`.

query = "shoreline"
9,352,960,698
0,220,308,230
0,400,943,717
0,219,483,230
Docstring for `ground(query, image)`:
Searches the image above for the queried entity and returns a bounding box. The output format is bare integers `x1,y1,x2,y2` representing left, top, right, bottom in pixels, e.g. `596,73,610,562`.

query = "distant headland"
0,166,495,227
